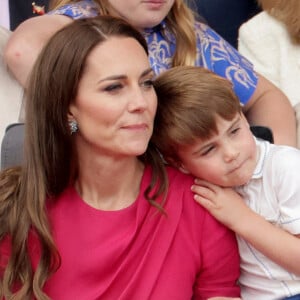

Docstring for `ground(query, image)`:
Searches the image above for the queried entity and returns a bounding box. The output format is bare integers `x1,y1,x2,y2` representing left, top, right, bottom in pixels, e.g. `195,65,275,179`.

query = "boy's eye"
201,145,215,156
231,127,240,135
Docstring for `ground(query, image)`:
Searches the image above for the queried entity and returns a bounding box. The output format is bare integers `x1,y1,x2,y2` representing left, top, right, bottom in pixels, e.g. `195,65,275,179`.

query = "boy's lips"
228,160,245,174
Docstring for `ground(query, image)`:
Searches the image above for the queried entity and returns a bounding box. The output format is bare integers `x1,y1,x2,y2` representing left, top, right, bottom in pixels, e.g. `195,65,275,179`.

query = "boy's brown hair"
152,66,242,162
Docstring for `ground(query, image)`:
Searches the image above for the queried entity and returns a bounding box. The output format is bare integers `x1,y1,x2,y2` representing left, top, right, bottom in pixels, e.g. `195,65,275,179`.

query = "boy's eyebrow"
227,115,241,131
191,115,242,155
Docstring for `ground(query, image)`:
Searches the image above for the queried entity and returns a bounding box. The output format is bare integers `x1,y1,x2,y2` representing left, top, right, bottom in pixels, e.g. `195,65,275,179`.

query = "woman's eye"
104,83,122,92
141,79,154,88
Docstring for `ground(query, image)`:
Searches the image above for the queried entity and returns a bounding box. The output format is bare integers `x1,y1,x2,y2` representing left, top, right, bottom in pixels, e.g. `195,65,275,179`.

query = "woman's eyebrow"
97,68,154,84
140,68,154,77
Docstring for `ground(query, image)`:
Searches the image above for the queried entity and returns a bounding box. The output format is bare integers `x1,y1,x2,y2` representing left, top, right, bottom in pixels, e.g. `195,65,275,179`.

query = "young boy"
152,66,300,300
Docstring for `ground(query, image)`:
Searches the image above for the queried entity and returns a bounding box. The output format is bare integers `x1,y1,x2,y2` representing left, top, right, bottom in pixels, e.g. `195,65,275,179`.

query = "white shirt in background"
0,0,10,29
238,11,300,108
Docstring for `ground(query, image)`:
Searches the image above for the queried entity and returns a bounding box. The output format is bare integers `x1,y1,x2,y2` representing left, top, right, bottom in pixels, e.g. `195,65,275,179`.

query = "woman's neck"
74,157,145,211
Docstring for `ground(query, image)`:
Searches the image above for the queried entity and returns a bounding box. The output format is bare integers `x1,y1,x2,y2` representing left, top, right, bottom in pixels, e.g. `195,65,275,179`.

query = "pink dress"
1,166,240,299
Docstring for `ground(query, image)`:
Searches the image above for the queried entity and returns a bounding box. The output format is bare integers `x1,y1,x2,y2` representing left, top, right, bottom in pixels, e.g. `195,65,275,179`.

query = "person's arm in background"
243,73,297,147
4,14,72,87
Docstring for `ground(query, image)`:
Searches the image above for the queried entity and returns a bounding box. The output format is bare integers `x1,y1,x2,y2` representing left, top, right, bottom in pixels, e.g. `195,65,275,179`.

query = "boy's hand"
191,179,251,231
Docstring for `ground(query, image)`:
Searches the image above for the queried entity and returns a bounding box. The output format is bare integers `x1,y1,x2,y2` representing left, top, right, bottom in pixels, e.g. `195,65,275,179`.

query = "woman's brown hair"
0,15,167,299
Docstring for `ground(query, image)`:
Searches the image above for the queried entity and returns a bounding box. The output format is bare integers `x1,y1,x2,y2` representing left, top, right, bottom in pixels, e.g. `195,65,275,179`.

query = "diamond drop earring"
69,120,78,134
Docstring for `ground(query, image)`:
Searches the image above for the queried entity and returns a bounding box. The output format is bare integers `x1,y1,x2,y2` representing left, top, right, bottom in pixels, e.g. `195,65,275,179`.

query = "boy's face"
177,113,257,187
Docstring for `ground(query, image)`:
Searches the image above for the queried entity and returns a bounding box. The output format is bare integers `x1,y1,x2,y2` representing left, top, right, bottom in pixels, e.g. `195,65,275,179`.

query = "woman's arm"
243,73,297,147
192,180,300,276
4,14,72,87
193,207,241,298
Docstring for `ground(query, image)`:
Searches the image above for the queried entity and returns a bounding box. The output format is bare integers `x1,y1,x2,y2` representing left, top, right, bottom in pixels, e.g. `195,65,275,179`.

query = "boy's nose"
223,143,239,162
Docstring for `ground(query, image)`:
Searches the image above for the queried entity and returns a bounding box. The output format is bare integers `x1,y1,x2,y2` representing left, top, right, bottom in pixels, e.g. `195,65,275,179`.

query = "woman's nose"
128,87,149,112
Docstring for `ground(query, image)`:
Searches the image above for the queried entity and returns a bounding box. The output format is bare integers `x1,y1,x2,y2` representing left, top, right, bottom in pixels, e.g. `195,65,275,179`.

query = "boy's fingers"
194,194,215,210
191,184,216,199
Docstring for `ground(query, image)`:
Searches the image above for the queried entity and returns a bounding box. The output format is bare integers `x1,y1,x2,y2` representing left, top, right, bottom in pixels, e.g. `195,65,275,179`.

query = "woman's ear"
67,103,76,122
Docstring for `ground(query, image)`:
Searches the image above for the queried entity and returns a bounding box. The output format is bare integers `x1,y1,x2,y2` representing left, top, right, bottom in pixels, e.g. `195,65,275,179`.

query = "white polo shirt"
235,138,300,300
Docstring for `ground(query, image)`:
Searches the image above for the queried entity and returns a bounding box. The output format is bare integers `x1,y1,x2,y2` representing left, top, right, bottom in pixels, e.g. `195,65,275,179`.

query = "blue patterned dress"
48,0,258,105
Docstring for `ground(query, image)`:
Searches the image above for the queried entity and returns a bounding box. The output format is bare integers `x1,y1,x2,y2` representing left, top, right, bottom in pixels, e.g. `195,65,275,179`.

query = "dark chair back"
1,123,24,170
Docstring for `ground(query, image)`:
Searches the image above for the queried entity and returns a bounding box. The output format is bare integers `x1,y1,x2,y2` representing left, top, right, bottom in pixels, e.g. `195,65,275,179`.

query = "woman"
0,16,240,299
3,0,297,146
239,0,300,148
239,0,300,108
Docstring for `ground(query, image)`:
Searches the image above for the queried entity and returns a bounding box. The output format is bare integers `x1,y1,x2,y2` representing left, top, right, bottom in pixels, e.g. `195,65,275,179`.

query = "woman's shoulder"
194,21,216,38
164,166,208,218
194,20,235,43
239,11,287,39
165,165,195,195
242,11,282,28
47,0,100,19
193,20,242,54
163,166,238,257
165,165,193,181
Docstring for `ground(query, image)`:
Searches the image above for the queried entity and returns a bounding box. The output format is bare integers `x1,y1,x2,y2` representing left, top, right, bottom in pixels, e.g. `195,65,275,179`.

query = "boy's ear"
178,163,190,174
164,156,191,174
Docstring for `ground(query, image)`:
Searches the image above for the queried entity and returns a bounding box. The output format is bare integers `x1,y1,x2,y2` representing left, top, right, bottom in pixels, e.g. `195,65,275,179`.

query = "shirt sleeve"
195,22,258,106
272,146,300,234
194,212,241,299
47,0,99,19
